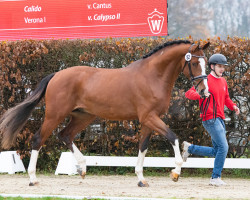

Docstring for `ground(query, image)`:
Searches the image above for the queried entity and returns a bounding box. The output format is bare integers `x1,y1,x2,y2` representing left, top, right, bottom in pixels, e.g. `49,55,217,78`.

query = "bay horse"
0,40,210,187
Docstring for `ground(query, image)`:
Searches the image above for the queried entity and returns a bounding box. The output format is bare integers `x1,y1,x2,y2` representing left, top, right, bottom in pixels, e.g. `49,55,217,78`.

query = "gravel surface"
0,174,249,200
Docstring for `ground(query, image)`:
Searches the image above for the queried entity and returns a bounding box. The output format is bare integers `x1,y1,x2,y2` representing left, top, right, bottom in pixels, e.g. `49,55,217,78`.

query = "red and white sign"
0,0,168,40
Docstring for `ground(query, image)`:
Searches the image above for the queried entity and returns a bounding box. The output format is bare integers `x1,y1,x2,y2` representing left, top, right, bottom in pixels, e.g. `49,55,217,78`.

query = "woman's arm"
185,86,201,100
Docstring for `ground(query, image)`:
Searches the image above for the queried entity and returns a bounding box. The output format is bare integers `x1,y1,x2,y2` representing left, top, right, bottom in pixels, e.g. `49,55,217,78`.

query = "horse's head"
182,42,210,98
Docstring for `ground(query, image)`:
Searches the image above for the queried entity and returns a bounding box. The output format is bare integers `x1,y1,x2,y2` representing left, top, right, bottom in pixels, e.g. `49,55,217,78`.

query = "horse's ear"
202,42,210,50
193,43,200,52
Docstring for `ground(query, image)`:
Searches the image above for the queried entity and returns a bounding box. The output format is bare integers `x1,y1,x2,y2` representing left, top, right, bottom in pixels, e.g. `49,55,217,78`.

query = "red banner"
0,0,168,40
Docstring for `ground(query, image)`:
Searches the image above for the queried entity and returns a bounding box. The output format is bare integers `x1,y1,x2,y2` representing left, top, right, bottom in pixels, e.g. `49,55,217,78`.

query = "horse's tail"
0,73,55,149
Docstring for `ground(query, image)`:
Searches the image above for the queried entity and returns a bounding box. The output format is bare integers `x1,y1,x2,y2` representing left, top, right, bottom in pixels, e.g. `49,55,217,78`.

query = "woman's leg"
201,118,228,178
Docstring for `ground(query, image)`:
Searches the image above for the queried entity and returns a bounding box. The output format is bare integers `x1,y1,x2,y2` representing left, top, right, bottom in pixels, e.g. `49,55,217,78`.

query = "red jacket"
185,74,236,121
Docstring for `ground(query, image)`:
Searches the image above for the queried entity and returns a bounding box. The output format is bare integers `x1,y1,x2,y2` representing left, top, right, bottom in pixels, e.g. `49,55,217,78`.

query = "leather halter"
182,44,207,88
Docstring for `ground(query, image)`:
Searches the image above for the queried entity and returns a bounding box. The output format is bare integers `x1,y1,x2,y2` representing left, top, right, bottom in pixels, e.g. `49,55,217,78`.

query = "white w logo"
147,13,164,34
150,20,162,31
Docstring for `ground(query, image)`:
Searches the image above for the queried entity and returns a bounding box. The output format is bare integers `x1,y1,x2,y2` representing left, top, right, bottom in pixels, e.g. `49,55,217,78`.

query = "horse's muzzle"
200,89,210,99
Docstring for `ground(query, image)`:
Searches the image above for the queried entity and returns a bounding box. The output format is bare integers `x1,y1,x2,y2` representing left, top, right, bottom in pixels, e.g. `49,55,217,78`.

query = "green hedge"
0,37,249,171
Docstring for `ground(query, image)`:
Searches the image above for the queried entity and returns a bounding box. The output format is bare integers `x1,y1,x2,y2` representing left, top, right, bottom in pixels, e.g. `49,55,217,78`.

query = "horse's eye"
192,63,198,67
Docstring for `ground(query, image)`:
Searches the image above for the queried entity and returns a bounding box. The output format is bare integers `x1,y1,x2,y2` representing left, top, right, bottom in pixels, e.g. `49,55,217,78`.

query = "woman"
183,53,240,186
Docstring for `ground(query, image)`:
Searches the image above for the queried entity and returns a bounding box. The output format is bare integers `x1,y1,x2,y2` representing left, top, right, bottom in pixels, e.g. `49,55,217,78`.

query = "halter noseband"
182,44,207,89
184,44,217,122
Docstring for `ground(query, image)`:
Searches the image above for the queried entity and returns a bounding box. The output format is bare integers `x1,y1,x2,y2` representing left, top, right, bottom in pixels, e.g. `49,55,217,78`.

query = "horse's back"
45,65,139,120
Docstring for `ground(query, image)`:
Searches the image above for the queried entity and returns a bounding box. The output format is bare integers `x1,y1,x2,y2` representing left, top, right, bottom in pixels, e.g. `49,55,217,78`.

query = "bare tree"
168,0,249,38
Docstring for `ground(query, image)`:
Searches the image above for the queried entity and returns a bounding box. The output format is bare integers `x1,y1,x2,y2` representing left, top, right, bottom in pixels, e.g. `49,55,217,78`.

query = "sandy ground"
0,174,249,200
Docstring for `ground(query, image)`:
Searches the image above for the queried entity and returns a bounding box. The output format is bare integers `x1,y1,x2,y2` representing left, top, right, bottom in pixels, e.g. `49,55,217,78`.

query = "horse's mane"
142,40,191,59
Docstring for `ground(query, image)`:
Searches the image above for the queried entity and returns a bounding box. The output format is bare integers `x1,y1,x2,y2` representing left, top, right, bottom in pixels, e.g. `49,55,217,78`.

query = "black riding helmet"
209,54,228,77
208,54,228,67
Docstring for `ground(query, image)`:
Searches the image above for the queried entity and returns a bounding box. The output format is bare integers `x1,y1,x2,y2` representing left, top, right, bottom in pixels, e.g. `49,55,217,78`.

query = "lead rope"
200,92,217,123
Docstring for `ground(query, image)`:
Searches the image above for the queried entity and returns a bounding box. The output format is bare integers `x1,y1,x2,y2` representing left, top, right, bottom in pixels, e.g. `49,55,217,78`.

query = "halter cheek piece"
182,44,207,89
183,44,217,123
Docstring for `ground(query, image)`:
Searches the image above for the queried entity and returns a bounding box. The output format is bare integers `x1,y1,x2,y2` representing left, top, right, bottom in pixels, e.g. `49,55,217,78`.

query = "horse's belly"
82,100,138,120
98,112,138,121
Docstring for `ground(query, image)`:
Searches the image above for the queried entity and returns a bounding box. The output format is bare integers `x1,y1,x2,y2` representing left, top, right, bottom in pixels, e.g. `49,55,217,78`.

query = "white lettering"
24,17,44,23
93,3,112,9
94,14,116,22
150,20,162,31
24,5,42,12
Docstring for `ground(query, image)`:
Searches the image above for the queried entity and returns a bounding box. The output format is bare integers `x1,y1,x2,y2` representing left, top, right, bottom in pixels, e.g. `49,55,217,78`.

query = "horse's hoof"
170,170,179,182
29,182,39,186
138,181,149,187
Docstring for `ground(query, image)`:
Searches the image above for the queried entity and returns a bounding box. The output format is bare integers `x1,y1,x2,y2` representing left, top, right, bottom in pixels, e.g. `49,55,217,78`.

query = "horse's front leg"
136,149,148,187
135,125,151,187
143,114,183,182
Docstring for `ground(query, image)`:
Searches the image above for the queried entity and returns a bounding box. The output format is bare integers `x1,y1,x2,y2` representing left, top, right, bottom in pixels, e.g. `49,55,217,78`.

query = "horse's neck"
147,45,188,84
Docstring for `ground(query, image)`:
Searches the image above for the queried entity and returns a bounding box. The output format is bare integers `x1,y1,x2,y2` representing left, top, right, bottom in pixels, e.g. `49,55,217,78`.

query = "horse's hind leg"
58,111,96,178
28,116,65,186
28,149,40,186
135,125,152,187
